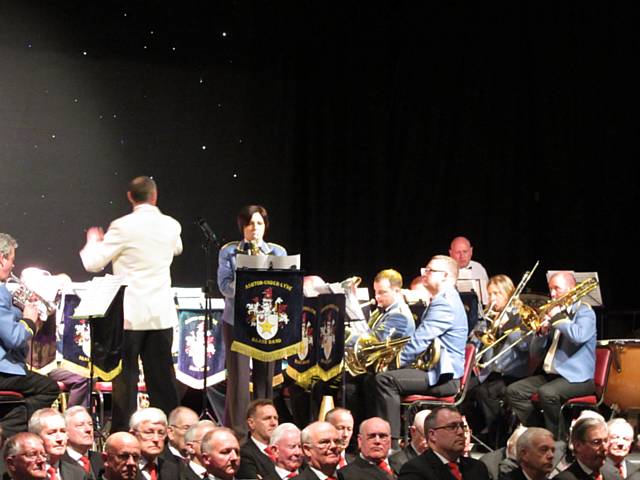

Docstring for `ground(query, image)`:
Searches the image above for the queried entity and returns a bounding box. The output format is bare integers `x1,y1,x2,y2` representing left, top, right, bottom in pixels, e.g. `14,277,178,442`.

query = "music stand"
195,218,221,421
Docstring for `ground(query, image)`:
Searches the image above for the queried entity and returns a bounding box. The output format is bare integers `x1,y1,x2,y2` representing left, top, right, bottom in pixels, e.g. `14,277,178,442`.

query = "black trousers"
505,373,594,439
369,368,460,438
111,328,179,432
0,370,59,437
222,322,274,436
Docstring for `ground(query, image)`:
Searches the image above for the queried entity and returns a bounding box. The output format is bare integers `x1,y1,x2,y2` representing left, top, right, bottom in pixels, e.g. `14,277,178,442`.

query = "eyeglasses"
365,433,390,441
431,422,467,433
112,453,141,462
420,267,447,276
170,424,191,432
308,438,343,449
135,429,166,439
584,438,608,448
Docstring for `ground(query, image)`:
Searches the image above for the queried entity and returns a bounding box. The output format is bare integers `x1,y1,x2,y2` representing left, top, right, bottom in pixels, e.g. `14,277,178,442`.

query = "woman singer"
217,205,286,433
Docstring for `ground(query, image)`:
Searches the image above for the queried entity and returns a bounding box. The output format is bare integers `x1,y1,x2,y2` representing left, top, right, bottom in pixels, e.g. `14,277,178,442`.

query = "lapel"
423,450,456,480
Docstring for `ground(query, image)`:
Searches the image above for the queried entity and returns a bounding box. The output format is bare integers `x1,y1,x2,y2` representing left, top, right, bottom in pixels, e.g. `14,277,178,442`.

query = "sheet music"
171,287,225,310
71,275,126,318
236,254,301,270
457,279,482,304
546,270,603,307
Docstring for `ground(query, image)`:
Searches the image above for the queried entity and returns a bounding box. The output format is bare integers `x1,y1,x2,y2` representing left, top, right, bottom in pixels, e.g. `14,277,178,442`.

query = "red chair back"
594,346,612,399
459,343,476,394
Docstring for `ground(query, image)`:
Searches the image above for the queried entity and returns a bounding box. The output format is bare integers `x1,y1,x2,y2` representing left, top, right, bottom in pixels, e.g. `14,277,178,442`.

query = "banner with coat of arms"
232,269,303,362
175,309,226,389
286,293,345,388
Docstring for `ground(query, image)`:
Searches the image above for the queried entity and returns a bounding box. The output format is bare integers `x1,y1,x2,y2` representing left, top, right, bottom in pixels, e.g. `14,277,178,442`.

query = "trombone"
476,276,599,370
475,261,539,363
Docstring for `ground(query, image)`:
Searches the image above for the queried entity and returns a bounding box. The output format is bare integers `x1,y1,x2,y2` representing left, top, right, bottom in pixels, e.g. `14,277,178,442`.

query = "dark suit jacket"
337,456,395,480
390,445,419,476
291,467,324,480
602,457,640,480
237,438,278,480
133,456,181,480
179,462,202,480
398,450,490,480
500,468,527,480
58,454,88,480
555,461,622,480
88,450,105,480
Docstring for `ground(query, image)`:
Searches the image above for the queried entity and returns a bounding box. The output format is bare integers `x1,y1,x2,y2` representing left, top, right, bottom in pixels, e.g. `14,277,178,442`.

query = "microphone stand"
196,218,220,421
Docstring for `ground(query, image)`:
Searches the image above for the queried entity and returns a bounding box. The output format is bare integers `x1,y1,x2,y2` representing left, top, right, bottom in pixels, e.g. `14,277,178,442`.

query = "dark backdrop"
1,2,638,327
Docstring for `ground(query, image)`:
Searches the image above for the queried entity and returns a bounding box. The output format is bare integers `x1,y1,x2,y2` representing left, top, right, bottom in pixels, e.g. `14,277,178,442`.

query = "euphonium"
344,332,410,376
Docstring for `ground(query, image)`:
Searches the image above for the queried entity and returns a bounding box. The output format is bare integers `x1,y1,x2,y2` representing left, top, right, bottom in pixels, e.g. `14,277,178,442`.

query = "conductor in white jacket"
80,176,183,432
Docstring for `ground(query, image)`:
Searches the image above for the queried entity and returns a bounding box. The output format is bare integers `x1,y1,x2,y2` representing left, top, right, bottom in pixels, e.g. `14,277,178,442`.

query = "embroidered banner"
232,269,303,362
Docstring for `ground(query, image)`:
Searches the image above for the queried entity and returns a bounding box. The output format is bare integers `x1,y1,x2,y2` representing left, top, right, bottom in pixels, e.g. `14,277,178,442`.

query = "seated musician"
369,269,416,341
369,255,468,448
505,271,596,440
466,275,531,447
346,269,416,433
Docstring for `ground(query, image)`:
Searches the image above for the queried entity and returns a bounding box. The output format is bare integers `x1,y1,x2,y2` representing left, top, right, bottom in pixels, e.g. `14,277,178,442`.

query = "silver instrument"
7,272,58,321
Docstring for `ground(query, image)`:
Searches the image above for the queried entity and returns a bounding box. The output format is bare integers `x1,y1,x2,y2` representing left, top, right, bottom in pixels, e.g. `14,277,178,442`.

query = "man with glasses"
182,420,217,480
371,256,468,447
399,406,488,480
129,407,179,480
390,409,430,475
555,417,609,480
297,422,342,480
338,417,394,480
164,406,198,463
602,418,639,479
28,408,86,480
101,432,141,480
3,432,48,480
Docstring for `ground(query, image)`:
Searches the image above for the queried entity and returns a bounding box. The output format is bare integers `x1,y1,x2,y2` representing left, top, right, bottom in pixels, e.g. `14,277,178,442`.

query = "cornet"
8,272,58,321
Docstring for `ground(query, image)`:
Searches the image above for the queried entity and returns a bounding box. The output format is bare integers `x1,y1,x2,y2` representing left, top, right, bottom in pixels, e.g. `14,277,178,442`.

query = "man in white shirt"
268,423,303,479
79,176,183,432
64,406,101,478
449,236,489,305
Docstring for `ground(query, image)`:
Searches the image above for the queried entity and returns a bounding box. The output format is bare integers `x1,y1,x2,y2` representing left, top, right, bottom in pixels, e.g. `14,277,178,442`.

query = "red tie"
286,472,298,479
264,445,277,462
79,456,91,473
377,460,393,476
617,463,625,478
338,455,347,468
593,473,603,480
145,462,158,480
448,461,462,480
47,466,57,480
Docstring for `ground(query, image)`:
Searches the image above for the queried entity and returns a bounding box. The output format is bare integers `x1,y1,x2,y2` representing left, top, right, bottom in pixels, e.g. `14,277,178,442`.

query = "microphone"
195,217,218,244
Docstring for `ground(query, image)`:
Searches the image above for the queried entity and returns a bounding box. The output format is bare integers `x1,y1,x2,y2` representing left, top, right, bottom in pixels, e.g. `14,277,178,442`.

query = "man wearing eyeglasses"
399,407,488,480
129,407,179,480
101,432,141,480
164,407,199,463
297,422,342,480
555,417,610,480
338,417,394,480
28,408,86,480
371,256,468,447
3,432,48,480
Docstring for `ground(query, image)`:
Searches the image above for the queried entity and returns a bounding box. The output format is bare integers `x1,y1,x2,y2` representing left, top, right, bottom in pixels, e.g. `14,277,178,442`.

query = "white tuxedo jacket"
80,204,183,330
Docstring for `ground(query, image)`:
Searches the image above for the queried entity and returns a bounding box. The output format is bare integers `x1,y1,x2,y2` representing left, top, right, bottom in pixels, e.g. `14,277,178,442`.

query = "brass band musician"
505,271,596,440
465,275,531,446
369,255,468,447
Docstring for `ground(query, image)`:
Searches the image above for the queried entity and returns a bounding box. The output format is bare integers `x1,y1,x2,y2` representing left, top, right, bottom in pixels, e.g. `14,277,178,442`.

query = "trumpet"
476,276,599,370
8,272,58,321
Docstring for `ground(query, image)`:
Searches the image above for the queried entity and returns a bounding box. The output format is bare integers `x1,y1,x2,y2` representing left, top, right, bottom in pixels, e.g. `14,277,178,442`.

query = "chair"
400,343,476,439
92,381,148,432
0,391,27,428
560,346,612,416
529,346,612,438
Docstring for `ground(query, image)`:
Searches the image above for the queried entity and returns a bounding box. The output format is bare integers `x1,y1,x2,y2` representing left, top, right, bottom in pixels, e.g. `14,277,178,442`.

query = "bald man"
102,432,141,480
338,418,394,480
449,236,489,305
506,271,596,439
